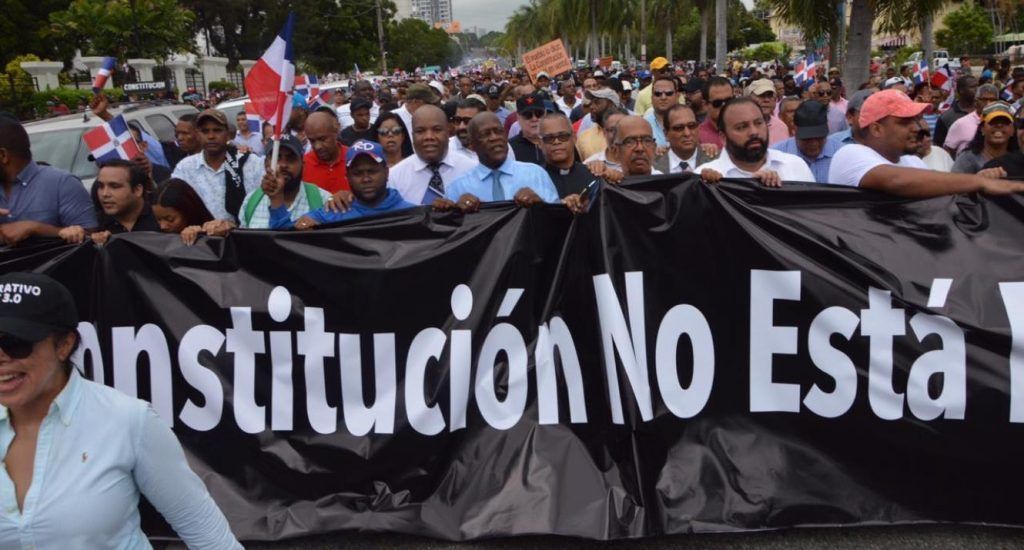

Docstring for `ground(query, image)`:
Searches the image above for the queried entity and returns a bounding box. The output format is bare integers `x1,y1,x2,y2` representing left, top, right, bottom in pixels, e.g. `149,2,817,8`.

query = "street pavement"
154,524,1024,549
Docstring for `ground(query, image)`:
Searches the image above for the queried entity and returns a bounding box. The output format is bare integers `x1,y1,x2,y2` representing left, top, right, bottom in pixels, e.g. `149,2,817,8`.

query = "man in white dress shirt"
388,105,477,205
394,84,438,137
700,98,814,187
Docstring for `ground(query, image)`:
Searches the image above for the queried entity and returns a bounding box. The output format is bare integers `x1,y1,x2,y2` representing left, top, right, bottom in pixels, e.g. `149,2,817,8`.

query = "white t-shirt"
921,146,954,173
699,148,815,182
827,144,929,187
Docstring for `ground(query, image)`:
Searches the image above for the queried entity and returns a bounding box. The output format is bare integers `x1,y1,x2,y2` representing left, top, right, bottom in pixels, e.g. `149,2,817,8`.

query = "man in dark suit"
653,104,715,174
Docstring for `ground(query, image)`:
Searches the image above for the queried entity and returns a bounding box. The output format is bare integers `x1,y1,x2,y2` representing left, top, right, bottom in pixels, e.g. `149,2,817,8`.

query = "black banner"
5,174,1024,541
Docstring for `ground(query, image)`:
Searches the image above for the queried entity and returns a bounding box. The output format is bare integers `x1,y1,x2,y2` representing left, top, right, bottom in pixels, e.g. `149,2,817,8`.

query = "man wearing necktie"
435,113,560,212
386,105,477,205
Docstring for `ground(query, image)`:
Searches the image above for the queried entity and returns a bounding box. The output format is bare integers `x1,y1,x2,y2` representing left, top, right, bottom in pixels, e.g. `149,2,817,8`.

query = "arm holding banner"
861,165,1024,198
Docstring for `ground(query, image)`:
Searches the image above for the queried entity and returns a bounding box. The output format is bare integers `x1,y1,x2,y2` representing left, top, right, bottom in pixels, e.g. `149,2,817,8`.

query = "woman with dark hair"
151,178,215,244
953,102,1017,175
371,111,413,167
0,272,241,548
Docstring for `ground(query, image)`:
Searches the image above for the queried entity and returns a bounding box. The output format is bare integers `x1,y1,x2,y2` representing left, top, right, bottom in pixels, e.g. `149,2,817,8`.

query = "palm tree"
650,0,688,62
763,0,948,95
715,0,727,68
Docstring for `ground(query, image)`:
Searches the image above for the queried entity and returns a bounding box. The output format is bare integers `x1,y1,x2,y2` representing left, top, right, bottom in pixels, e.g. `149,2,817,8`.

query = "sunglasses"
378,127,404,137
540,132,572,145
710,98,729,108
450,116,473,125
653,90,676,97
520,110,545,120
0,334,35,359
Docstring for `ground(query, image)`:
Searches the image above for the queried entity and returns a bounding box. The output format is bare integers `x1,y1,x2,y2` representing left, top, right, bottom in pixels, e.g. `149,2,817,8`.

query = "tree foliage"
936,2,994,55
386,18,460,70
0,0,71,67
47,0,196,60
181,0,394,73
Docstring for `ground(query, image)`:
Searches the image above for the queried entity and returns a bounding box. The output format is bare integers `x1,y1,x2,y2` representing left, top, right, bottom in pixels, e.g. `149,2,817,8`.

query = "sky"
452,0,755,34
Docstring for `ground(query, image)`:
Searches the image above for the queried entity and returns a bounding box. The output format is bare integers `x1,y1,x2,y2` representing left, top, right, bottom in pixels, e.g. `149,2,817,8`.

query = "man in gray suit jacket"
653,104,717,174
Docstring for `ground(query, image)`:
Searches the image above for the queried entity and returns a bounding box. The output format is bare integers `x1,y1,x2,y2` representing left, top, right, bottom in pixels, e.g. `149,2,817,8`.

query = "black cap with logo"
0,273,78,342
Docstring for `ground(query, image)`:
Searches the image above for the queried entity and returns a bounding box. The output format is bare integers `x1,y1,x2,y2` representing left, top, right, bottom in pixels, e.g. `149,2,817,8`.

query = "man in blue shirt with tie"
437,112,560,212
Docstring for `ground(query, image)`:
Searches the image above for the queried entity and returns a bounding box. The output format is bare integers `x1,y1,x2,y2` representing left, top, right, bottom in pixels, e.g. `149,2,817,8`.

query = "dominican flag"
92,57,116,93
294,74,309,94
795,54,816,86
82,115,141,162
243,102,262,133
308,89,332,109
931,64,952,91
912,61,929,85
244,12,296,139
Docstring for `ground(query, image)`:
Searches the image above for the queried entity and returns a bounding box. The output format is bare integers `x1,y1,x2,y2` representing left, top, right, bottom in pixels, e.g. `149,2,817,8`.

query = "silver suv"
23,102,199,186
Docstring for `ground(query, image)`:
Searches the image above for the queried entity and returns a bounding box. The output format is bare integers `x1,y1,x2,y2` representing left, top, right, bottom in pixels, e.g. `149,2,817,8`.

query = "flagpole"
270,138,281,172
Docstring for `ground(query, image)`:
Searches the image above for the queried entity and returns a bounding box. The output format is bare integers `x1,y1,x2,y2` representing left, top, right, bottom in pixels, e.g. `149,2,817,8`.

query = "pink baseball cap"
858,89,928,128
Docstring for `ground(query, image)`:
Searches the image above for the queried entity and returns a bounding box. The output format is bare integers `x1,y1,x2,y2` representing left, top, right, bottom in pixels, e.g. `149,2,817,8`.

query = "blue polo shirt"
771,136,844,184
0,161,96,228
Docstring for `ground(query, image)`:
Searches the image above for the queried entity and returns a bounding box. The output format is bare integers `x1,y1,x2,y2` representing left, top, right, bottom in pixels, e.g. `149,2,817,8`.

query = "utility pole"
640,0,647,66
376,0,388,74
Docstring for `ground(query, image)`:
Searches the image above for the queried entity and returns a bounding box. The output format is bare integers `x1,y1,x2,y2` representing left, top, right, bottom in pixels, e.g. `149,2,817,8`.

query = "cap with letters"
345,139,386,166
0,272,78,342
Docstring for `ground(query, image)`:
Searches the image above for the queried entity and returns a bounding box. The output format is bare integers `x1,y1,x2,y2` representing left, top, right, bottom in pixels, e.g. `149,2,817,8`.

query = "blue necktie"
491,169,504,201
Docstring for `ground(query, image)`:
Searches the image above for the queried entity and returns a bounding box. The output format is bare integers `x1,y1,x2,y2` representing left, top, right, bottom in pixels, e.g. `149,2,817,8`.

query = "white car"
24,102,198,187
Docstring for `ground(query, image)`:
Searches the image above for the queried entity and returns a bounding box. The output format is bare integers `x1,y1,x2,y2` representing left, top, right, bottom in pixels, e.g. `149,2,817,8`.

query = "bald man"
303,111,349,193
608,116,662,177
388,104,478,204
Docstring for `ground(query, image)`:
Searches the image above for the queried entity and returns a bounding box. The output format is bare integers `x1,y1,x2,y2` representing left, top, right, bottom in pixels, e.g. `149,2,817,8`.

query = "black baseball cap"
0,273,78,342
350,97,372,111
276,135,305,158
794,100,829,140
684,78,706,94
516,92,547,114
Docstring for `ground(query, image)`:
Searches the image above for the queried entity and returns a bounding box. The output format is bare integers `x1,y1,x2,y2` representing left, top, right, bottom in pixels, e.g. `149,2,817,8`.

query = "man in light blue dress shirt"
438,112,560,212
771,100,843,184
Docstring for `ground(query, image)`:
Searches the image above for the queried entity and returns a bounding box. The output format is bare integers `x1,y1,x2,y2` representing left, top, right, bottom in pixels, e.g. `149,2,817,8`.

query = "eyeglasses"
378,127,404,137
669,122,700,132
520,110,545,120
653,90,676,97
710,98,729,108
815,90,831,97
540,132,572,145
616,136,656,148
0,334,35,359
450,116,473,125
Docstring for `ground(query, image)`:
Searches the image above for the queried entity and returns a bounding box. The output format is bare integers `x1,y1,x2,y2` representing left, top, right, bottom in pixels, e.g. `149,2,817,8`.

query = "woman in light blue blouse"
0,272,241,549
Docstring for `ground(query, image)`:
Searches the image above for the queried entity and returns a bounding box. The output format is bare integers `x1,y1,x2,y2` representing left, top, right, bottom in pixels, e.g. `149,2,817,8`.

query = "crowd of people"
3,54,1024,249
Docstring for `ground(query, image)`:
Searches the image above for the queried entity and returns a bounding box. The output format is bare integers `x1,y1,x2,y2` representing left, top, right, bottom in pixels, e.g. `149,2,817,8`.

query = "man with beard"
449,98,486,161
231,136,334,229
303,111,349,194
700,98,813,186
284,140,413,230
437,112,558,213
509,93,548,166
388,105,477,205
828,90,1024,196
171,109,263,224
85,159,160,245
654,105,714,174
539,112,595,198
609,116,662,177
